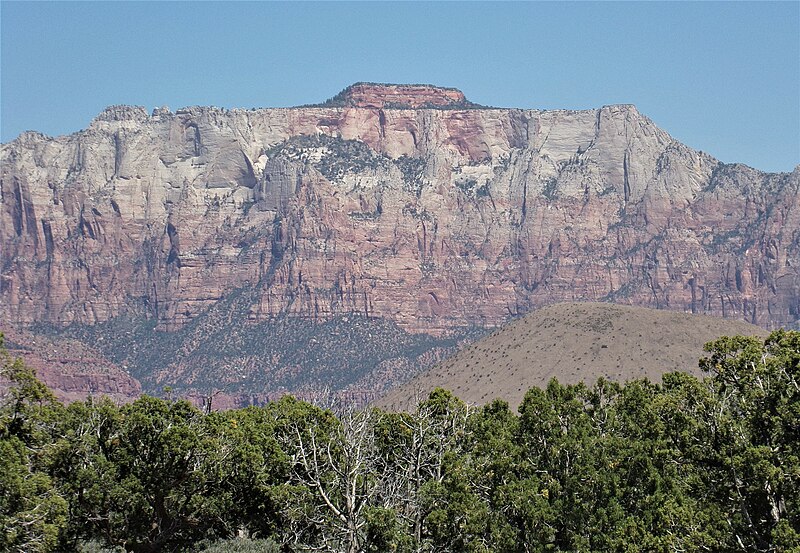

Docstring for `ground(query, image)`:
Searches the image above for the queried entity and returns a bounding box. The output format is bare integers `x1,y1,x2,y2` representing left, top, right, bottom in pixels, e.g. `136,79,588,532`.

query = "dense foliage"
1,331,798,552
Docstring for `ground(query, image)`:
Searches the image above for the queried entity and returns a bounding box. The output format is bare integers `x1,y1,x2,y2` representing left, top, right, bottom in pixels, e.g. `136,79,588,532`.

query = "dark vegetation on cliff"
266,134,427,193
42,286,480,406
2,331,798,552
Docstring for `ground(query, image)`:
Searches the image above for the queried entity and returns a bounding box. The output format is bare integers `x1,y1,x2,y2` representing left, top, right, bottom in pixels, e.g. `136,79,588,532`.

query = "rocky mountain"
378,302,767,410
2,83,798,402
0,326,141,404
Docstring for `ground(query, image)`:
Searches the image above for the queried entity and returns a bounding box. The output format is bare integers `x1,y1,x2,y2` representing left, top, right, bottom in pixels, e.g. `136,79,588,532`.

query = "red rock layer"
0,328,141,404
1,93,798,340
341,83,467,108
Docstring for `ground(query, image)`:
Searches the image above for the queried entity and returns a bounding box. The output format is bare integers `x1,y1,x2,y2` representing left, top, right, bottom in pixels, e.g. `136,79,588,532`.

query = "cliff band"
2,83,798,400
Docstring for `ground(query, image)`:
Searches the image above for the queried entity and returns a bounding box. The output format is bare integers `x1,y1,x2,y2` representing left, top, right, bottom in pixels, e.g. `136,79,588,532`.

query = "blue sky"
2,1,798,173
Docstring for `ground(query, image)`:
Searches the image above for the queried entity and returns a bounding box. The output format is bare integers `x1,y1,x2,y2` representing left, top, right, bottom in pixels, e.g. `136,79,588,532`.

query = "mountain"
378,302,768,410
0,325,141,404
2,83,798,402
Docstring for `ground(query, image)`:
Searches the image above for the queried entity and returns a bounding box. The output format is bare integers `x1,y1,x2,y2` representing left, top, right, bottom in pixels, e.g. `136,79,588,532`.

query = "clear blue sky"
2,1,798,172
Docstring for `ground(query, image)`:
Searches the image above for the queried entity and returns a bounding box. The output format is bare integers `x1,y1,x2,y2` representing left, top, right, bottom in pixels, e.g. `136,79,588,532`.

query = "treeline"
1,332,798,553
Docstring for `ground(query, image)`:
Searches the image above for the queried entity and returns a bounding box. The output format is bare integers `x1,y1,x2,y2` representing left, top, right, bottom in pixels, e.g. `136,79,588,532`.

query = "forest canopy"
1,331,798,553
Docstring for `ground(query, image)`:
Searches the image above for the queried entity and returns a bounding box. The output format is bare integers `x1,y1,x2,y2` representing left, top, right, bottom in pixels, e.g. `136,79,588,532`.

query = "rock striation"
1,327,141,404
1,84,798,399
321,82,473,109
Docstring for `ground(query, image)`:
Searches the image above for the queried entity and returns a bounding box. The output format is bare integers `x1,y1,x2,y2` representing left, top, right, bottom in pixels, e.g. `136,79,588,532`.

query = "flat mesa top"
321,82,473,109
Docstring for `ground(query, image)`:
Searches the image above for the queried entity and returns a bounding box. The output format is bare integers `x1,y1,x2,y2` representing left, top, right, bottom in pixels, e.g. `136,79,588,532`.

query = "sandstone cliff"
0,327,141,404
2,84,798,399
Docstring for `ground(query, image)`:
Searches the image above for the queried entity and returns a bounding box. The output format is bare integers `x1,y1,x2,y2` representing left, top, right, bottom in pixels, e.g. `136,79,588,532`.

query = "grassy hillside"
379,302,767,410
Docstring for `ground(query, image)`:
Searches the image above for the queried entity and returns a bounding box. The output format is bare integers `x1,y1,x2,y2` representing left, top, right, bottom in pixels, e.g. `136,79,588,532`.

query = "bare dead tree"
382,390,471,553
283,406,384,553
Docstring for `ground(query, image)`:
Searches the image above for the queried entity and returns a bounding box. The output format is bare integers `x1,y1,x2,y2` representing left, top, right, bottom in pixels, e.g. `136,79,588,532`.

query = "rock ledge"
322,82,472,109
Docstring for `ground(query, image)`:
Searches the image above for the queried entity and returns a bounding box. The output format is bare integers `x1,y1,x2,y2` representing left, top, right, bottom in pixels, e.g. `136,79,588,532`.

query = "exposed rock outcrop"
1,327,141,404
322,82,472,109
1,84,798,399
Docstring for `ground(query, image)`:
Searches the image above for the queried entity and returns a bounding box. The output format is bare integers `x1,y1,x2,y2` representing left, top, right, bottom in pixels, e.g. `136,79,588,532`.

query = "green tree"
47,397,124,549
698,331,800,551
203,406,289,540
69,395,232,552
0,334,68,552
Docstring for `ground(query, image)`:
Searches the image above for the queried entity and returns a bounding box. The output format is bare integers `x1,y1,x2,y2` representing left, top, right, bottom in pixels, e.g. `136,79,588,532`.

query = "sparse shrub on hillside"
58,307,477,403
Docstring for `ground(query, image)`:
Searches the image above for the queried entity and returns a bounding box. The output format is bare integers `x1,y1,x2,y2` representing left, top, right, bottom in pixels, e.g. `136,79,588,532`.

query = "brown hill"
377,302,767,410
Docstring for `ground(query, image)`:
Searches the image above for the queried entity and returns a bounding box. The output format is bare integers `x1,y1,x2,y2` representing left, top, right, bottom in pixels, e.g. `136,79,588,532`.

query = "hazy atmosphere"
2,1,799,172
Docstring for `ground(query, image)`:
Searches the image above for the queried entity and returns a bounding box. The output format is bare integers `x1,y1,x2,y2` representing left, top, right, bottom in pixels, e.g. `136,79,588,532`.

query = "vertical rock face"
1,85,798,386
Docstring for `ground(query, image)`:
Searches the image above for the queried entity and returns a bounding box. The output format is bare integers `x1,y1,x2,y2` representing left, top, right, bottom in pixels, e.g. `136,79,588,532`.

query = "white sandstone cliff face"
2,86,799,335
